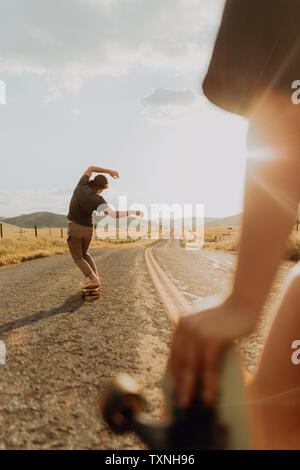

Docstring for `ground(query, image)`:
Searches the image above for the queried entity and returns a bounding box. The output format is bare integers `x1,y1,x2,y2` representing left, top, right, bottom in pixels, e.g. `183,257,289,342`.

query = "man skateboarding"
67,166,143,289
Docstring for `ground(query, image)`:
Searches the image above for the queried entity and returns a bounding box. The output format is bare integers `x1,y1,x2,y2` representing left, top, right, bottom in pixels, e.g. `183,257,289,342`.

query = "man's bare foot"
82,281,100,289
82,273,100,289
82,279,100,288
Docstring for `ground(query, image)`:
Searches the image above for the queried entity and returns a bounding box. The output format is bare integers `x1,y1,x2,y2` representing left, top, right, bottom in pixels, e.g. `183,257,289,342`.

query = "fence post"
61,228,63,238
20,227,23,237
0,223,2,238
49,228,51,238
34,226,38,238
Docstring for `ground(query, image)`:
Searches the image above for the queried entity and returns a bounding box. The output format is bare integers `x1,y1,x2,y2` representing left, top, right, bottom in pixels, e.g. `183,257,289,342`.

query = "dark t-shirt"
67,175,108,227
203,0,300,116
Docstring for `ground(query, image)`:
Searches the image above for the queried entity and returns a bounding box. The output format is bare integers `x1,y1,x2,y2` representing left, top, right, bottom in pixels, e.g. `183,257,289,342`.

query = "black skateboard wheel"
99,374,146,433
82,290,101,300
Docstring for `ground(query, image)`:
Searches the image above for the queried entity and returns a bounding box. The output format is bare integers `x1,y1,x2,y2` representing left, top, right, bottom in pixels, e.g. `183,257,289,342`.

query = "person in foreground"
169,0,300,449
67,166,143,289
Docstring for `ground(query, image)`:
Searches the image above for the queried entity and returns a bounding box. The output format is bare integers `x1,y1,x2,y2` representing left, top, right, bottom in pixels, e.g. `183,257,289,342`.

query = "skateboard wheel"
82,291,101,300
99,374,146,433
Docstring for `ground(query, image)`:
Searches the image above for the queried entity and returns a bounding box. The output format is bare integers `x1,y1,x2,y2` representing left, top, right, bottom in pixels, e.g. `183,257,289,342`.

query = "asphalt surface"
0,247,171,450
0,241,295,449
153,239,295,373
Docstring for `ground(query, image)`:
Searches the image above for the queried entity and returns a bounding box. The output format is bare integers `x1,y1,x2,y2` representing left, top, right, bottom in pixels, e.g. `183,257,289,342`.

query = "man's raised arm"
83,166,119,180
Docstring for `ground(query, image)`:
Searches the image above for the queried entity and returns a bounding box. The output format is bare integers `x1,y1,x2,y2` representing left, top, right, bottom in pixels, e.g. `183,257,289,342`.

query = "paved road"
0,247,171,450
153,239,295,373
0,241,295,449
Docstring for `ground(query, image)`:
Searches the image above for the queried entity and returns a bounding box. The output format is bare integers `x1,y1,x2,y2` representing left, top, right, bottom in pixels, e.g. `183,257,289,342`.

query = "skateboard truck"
99,374,226,449
98,348,250,450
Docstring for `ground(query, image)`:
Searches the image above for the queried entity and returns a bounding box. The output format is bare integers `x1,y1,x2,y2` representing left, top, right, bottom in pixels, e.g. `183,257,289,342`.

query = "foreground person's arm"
169,93,300,408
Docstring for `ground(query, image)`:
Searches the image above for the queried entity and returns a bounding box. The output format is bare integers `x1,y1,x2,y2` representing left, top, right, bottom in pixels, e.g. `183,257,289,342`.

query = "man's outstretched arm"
84,166,119,180
104,208,144,219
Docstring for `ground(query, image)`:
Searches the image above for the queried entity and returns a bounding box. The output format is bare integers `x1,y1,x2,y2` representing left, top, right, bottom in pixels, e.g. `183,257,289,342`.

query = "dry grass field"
203,226,240,252
202,225,300,261
2,220,299,267
0,222,102,267
0,222,159,267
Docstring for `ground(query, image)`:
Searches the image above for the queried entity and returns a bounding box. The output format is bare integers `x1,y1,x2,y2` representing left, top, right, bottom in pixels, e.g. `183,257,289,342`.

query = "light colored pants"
67,221,97,277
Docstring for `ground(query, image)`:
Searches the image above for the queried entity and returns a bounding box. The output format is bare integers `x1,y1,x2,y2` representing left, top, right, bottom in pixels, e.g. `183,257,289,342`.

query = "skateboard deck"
100,346,250,449
81,286,101,300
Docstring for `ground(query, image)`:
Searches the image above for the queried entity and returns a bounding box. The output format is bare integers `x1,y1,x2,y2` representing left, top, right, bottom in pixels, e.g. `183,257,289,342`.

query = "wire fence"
0,222,192,243
2,219,297,241
0,223,155,241
0,223,65,239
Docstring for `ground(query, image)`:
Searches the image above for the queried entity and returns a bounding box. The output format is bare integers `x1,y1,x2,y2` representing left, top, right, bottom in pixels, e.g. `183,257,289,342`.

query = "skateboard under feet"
81,286,101,300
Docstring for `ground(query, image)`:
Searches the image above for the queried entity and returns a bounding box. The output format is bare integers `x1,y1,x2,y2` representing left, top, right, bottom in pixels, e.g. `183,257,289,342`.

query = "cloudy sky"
0,0,248,218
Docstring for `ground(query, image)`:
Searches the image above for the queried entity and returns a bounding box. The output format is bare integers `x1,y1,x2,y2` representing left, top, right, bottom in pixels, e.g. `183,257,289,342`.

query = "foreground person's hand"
169,296,256,408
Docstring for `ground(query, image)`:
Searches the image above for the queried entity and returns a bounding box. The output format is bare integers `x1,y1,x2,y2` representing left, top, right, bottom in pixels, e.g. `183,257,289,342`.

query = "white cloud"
0,188,73,217
0,187,156,217
71,107,81,117
140,87,197,121
0,0,224,100
142,88,195,107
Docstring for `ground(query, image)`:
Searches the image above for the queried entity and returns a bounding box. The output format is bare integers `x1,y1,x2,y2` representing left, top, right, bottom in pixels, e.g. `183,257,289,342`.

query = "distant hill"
3,212,68,228
3,212,148,229
204,217,219,225
1,211,240,229
207,213,242,227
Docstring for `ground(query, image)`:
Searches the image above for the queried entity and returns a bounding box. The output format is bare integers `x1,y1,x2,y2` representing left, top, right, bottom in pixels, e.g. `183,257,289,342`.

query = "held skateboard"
99,347,250,450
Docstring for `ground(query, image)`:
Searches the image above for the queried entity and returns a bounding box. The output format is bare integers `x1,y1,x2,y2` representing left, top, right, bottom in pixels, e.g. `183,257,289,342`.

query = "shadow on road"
0,293,85,334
